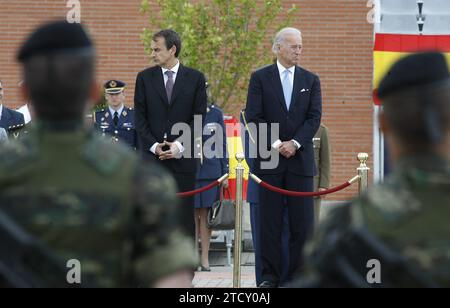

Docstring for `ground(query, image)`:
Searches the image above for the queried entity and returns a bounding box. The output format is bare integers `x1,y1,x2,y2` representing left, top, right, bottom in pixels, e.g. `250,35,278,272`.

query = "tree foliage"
140,0,296,110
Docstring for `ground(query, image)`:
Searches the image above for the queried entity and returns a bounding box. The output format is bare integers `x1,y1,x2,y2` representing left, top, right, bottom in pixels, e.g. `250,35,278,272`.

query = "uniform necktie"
113,111,119,127
165,70,174,102
282,69,292,110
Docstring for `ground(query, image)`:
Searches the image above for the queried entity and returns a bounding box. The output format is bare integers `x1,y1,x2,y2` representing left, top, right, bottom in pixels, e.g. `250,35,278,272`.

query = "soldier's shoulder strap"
125,106,135,117
7,123,26,133
94,109,106,122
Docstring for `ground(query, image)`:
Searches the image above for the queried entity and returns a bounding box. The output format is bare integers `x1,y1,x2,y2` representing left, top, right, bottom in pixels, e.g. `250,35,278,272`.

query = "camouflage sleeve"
130,163,197,287
318,126,331,188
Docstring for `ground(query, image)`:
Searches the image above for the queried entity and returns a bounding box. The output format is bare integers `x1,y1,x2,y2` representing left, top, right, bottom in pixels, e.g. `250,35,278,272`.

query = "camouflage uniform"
0,124,197,287
313,124,331,225
302,154,450,287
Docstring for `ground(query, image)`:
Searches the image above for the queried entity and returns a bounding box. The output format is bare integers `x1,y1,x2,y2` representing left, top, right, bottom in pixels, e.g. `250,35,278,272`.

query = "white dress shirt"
17,104,32,124
150,60,184,155
161,60,180,86
272,61,301,151
108,104,124,120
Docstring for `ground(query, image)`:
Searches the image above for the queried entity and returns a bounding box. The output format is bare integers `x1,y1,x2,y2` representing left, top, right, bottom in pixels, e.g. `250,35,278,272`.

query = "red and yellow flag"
373,33,450,105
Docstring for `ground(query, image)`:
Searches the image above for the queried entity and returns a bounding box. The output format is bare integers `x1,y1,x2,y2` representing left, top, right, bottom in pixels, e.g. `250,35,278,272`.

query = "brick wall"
0,0,374,200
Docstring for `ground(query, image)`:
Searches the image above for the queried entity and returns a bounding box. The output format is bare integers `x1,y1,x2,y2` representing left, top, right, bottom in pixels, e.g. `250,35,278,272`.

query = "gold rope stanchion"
233,153,245,288
357,153,370,195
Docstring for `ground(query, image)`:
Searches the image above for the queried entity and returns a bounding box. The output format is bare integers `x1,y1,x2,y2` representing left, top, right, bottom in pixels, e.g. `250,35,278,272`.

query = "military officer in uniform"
0,21,197,288
312,124,331,225
297,52,450,288
194,101,229,272
95,80,137,149
0,80,25,130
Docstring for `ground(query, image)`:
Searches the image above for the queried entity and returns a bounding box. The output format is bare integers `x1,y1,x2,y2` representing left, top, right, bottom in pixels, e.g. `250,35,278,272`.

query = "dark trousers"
281,206,290,284
259,172,314,284
251,201,291,286
174,172,196,239
250,202,262,286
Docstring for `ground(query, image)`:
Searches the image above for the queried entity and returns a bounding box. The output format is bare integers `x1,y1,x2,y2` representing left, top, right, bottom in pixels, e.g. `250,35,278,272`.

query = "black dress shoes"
258,281,278,288
200,266,211,272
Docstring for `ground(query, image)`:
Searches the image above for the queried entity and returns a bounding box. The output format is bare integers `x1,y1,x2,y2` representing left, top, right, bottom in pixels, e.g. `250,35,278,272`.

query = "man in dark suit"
245,27,322,287
134,29,207,238
0,80,25,131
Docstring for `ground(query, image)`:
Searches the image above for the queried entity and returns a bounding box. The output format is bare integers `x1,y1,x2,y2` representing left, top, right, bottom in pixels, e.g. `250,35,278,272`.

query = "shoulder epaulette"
7,123,26,133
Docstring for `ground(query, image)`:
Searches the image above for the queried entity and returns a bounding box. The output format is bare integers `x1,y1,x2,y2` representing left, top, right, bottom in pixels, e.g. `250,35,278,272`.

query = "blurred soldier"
0,80,25,130
194,97,229,271
313,124,331,225
0,20,197,288
95,80,137,149
297,52,450,288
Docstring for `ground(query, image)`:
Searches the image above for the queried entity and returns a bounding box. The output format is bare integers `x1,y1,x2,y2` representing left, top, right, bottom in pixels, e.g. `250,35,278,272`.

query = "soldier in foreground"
0,21,197,288
297,52,450,288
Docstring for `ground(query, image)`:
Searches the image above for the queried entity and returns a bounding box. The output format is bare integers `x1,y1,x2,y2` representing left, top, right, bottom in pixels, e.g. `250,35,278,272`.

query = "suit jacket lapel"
152,67,169,105
268,64,288,113
170,64,187,104
289,66,306,112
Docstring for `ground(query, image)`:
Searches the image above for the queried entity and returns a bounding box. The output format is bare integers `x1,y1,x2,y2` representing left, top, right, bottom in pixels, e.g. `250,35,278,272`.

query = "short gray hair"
272,27,302,54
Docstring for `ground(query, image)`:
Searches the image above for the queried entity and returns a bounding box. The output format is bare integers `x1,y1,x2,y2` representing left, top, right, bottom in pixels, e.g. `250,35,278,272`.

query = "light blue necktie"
282,69,292,110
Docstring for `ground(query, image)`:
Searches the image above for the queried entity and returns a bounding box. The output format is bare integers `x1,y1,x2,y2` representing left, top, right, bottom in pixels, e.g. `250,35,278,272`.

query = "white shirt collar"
277,61,295,76
161,60,180,76
0,104,3,120
109,104,124,117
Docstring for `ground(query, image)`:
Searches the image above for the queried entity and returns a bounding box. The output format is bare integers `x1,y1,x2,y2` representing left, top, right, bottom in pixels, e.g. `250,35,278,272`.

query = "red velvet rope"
177,180,220,198
258,180,352,197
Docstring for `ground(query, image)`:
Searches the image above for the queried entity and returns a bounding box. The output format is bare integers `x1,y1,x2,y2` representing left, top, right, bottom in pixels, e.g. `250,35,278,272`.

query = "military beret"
17,20,93,62
104,80,126,94
378,52,450,99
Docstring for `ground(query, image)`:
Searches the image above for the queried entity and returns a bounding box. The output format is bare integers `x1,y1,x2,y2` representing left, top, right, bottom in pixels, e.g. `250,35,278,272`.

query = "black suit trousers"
173,172,196,239
259,171,314,284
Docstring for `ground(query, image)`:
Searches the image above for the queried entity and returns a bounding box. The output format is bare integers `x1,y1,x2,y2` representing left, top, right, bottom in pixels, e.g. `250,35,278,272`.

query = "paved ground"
193,264,256,288
192,201,347,288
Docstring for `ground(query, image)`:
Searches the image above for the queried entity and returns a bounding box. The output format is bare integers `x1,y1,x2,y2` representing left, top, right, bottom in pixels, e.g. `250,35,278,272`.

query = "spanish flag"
373,33,450,105
224,116,249,200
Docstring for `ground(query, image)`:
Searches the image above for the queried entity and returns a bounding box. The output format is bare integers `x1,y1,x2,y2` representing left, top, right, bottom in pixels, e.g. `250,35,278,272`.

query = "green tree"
140,0,296,111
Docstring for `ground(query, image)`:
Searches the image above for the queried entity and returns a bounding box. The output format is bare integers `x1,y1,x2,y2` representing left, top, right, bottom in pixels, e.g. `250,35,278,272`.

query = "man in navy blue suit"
241,109,291,287
245,27,322,287
95,80,138,149
0,80,25,132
